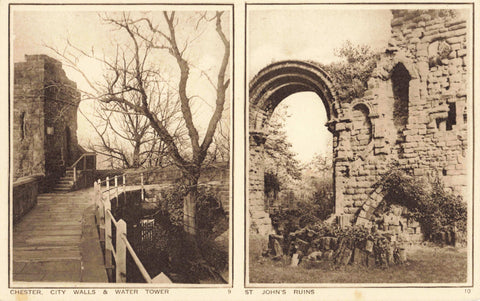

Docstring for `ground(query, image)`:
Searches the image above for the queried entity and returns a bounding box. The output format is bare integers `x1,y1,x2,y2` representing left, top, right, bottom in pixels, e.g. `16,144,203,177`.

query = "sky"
12,6,231,151
249,7,392,163
12,5,393,164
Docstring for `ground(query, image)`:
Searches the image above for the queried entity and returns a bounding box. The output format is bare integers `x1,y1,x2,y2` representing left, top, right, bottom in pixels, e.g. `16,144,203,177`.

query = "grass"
249,236,468,284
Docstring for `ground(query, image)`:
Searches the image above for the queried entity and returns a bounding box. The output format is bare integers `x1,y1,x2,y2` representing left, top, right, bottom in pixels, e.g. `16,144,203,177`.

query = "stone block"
388,225,402,234
457,49,467,57
446,20,466,28
447,36,463,44
354,200,364,207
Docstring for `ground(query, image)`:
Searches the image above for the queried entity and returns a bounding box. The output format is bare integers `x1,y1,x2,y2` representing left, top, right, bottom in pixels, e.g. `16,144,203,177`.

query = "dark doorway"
65,126,71,165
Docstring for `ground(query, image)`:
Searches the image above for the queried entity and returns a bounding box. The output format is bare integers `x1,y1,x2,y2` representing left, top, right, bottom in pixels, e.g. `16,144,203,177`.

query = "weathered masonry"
13,55,85,221
249,10,469,235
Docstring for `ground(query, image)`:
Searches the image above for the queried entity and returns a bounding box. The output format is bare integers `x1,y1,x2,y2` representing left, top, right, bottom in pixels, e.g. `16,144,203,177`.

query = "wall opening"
249,60,337,234
446,102,456,131
351,104,372,154
264,92,332,215
391,63,411,133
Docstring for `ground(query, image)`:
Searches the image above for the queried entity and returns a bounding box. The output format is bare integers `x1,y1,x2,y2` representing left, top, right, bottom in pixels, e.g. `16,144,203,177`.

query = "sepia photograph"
10,4,232,285
247,4,473,285
3,0,480,300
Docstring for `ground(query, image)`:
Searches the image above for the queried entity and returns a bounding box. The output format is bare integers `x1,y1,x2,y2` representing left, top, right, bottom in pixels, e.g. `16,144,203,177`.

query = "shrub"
137,182,228,283
379,168,467,242
157,181,227,239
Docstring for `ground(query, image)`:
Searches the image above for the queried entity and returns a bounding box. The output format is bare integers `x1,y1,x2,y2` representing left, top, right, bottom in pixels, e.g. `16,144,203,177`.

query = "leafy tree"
264,104,302,198
325,40,380,102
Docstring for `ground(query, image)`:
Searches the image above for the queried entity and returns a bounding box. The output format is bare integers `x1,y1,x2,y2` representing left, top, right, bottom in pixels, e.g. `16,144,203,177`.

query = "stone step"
57,180,74,184
54,186,73,190
56,181,73,186
53,187,72,193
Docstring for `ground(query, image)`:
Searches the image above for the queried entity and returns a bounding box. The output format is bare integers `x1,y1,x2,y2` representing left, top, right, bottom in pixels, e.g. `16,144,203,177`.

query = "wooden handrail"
121,234,153,283
94,166,220,284
71,152,96,169
94,179,153,283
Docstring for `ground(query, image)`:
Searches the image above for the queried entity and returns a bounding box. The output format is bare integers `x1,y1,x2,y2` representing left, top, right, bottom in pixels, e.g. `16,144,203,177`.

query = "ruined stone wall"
13,55,82,190
335,10,469,221
249,134,273,235
248,61,336,235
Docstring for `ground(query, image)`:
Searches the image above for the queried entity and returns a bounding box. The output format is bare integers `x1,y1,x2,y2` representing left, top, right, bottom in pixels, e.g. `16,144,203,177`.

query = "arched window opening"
391,64,411,133
351,104,372,154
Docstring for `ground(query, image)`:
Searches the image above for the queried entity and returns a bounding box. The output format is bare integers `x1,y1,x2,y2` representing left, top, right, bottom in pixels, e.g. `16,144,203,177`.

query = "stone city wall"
12,175,43,224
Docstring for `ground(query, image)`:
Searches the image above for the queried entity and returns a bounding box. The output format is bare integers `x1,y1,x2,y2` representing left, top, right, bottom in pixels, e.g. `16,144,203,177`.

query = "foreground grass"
249,237,467,284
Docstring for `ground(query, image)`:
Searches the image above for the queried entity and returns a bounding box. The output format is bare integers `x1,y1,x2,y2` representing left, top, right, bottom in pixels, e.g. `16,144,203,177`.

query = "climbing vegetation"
379,167,467,243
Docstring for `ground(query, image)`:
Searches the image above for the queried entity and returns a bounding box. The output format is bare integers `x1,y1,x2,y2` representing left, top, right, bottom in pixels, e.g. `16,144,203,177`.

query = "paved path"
13,188,108,283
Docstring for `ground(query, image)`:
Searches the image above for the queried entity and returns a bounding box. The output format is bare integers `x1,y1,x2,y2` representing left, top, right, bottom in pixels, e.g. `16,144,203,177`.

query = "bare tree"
49,11,230,237
81,85,184,169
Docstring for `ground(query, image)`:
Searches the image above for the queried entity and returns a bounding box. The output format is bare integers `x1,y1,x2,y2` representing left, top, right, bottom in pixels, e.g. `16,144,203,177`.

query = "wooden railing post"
116,220,127,283
104,201,113,275
123,174,126,205
95,180,101,225
73,166,77,183
106,176,110,203
115,175,119,207
98,188,106,248
141,172,144,201
93,180,97,214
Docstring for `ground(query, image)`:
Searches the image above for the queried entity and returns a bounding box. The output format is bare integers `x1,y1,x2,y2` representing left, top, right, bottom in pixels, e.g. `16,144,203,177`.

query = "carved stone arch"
250,60,338,133
390,52,418,80
350,99,378,119
373,50,418,81
350,103,374,157
248,60,338,235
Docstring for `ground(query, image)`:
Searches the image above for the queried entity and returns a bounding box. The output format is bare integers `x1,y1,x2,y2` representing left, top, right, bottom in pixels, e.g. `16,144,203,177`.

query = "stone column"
249,132,273,235
332,120,352,216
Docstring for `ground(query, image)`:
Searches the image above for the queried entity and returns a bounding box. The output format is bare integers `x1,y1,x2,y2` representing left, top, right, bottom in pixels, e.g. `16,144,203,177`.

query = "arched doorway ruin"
249,60,338,235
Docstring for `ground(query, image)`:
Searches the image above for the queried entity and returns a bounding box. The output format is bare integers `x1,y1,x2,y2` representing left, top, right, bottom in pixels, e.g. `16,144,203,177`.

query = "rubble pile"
264,222,408,267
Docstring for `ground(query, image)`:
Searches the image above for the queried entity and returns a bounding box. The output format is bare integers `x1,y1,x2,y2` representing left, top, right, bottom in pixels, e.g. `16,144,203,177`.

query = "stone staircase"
53,168,75,192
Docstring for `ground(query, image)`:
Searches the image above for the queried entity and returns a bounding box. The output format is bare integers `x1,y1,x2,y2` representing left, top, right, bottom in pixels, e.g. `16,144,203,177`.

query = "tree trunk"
184,176,199,236
132,141,141,168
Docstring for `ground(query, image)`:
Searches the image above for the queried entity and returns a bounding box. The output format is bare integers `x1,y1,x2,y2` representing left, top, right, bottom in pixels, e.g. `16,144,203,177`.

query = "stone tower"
13,54,82,191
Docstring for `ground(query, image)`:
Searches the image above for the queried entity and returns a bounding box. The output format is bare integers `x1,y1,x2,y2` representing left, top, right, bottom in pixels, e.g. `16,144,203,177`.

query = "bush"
157,181,227,238
379,168,467,242
136,182,228,283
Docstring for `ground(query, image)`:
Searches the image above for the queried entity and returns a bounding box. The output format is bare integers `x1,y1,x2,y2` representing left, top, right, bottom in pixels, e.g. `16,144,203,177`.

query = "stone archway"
249,60,338,235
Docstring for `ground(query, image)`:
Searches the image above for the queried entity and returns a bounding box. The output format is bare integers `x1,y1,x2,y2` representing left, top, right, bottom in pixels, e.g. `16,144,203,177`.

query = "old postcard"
1,0,479,300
